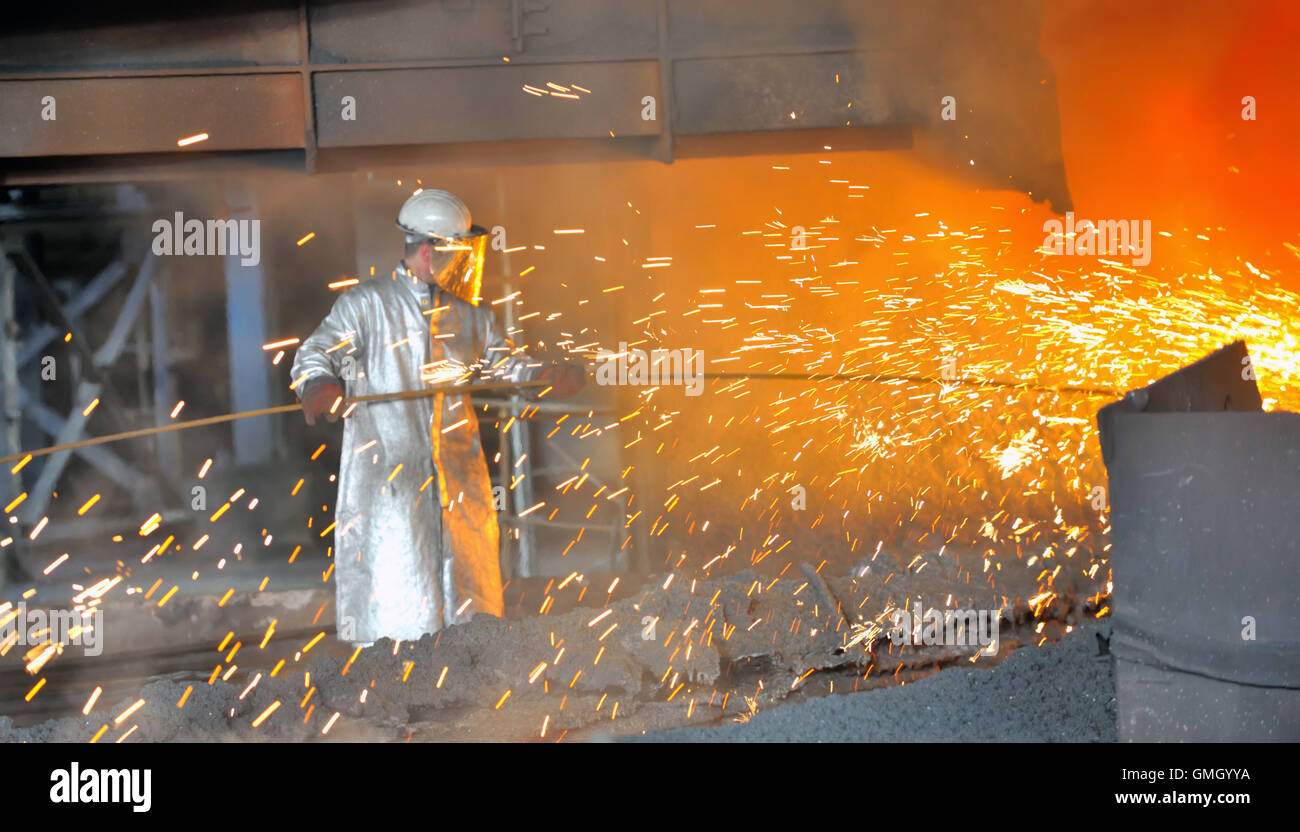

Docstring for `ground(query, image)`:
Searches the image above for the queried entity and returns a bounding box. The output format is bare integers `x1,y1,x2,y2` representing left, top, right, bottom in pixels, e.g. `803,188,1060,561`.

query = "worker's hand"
537,361,585,400
301,378,345,425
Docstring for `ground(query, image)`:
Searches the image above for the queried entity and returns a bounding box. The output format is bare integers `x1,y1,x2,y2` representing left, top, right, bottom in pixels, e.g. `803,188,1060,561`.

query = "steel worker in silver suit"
290,190,584,646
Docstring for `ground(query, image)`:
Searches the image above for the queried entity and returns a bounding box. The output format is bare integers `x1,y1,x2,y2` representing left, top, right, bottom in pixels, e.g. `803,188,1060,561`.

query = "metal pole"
496,173,538,578
0,380,548,466
149,268,179,481
0,249,17,594
0,250,20,482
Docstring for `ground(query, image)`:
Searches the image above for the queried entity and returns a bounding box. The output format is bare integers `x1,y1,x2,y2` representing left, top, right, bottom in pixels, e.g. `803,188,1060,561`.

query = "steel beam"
18,256,155,523
0,0,1069,211
16,259,127,367
223,188,274,466
313,61,660,148
0,254,19,502
21,396,147,491
7,248,102,384
149,275,179,479
0,75,306,158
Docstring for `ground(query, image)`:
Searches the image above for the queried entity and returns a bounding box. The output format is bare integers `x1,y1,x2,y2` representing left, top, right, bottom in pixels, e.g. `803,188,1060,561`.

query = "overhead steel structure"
0,0,1070,210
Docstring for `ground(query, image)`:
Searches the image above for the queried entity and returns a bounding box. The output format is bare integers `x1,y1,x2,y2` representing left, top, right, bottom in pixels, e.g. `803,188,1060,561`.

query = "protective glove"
537,361,585,400
300,377,345,425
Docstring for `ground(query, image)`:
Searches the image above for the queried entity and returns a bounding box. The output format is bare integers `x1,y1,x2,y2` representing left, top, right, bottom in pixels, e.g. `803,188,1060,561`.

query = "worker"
290,189,584,646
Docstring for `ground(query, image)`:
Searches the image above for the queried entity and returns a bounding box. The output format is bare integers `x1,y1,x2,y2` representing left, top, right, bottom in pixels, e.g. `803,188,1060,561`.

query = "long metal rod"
701,371,1120,398
2,367,1122,468
0,379,548,467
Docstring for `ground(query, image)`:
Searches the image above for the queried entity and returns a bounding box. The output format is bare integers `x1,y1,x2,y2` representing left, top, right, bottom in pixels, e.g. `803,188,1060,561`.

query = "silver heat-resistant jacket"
291,263,539,643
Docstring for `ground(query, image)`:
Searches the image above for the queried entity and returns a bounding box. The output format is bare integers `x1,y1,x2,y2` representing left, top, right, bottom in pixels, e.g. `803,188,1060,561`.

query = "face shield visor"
423,225,488,305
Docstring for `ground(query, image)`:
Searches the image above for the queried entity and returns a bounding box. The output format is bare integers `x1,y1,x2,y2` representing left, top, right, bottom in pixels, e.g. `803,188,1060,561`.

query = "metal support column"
149,275,179,478
0,250,17,594
223,186,274,466
0,252,20,493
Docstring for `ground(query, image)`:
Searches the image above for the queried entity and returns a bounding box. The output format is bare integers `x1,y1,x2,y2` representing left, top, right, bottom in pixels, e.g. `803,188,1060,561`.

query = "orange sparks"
251,701,281,727
114,698,145,725
342,646,362,677
83,687,102,715
259,619,277,649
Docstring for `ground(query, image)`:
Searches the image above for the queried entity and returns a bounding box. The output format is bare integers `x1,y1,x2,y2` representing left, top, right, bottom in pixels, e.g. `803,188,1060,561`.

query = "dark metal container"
1099,342,1300,740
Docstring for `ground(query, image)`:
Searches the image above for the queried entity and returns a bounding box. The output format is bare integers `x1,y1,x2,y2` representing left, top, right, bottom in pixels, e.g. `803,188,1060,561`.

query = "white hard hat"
396,189,473,243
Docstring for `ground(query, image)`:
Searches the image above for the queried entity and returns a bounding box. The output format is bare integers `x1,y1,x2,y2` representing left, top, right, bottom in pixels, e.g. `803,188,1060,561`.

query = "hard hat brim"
398,222,488,245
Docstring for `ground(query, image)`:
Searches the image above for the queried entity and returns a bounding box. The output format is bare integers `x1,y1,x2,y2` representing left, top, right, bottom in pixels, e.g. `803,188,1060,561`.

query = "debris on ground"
0,553,1105,742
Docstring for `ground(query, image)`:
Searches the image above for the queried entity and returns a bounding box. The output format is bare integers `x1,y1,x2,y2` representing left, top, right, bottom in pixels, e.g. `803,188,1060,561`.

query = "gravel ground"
631,623,1117,742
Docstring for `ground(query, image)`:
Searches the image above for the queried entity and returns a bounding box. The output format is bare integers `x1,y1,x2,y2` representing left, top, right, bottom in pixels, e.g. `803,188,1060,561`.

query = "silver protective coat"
291,263,539,643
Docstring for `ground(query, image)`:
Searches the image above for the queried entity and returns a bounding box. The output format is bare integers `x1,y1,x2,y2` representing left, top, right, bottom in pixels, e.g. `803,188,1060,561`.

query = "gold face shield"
426,225,488,305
